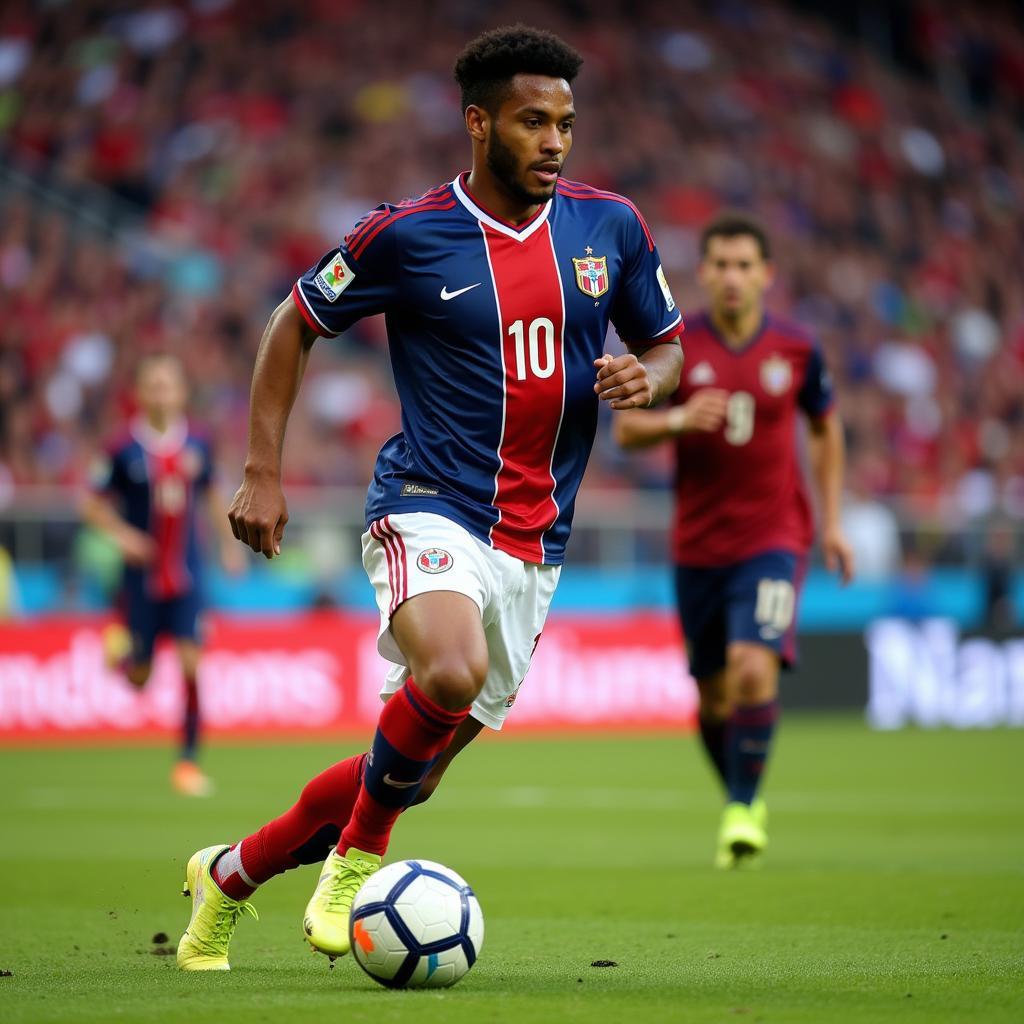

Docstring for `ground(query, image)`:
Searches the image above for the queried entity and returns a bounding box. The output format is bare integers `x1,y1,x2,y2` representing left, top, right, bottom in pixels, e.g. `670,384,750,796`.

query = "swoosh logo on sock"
382,773,420,789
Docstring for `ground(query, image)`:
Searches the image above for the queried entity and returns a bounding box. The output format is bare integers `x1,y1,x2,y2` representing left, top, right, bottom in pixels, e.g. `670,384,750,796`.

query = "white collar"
451,174,552,242
130,415,188,456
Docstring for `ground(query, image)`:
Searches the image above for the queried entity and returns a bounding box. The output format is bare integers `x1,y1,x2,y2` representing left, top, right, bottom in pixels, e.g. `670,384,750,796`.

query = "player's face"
699,235,773,319
137,359,188,422
486,75,575,205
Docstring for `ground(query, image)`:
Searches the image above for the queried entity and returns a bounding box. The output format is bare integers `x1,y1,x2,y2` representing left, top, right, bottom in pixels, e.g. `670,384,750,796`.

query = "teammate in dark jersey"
82,354,243,796
177,26,683,971
615,212,854,868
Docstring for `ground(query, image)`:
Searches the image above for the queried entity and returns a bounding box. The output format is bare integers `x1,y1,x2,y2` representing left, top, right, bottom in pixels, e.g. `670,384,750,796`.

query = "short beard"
486,131,553,206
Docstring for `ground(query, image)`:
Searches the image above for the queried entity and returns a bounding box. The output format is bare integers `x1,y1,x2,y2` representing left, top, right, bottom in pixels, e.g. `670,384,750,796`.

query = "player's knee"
727,647,777,704
700,692,733,722
415,654,486,711
697,674,732,721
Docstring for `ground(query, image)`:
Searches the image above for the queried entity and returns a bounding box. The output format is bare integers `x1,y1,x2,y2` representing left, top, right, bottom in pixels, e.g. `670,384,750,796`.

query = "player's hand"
680,388,730,432
822,525,855,585
228,470,289,559
593,353,653,410
118,528,156,567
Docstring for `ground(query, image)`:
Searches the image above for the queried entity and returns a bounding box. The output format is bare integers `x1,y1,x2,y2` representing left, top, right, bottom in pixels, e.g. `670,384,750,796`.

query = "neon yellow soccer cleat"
177,845,258,971
302,847,381,958
102,623,132,672
714,799,768,870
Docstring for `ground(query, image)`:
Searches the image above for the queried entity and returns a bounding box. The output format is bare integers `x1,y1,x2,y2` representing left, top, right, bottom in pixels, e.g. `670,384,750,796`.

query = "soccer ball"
348,859,484,989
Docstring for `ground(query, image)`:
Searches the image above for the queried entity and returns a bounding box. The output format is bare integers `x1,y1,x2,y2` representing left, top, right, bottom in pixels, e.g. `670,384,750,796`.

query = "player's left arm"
601,205,684,409
802,344,854,584
594,342,682,410
807,412,853,584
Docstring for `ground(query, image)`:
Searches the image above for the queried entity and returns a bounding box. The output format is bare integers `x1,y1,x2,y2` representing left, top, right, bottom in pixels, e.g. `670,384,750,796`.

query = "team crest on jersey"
417,548,453,574
760,355,792,395
180,448,203,480
689,361,716,385
314,251,355,302
572,255,609,298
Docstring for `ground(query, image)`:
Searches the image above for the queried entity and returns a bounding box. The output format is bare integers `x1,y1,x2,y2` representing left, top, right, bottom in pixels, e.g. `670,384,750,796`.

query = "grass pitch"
2,717,1022,1023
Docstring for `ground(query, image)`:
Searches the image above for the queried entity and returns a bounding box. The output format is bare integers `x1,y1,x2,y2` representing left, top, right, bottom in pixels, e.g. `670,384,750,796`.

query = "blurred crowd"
1,0,1023,549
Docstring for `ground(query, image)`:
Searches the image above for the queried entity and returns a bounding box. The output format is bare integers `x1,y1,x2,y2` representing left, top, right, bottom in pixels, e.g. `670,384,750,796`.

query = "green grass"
2,717,1022,1023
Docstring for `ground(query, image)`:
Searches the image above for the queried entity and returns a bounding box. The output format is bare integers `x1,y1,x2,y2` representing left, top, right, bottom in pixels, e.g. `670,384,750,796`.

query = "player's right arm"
80,487,155,566
228,299,317,559
613,388,729,449
229,207,400,558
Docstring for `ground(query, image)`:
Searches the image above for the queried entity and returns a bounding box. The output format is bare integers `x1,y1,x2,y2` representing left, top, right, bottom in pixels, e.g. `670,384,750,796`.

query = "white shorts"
362,512,560,730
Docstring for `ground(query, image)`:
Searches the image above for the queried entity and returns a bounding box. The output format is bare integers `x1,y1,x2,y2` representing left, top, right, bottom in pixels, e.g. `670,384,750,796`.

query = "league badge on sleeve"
760,355,792,395
572,252,609,298
314,251,355,302
656,264,676,311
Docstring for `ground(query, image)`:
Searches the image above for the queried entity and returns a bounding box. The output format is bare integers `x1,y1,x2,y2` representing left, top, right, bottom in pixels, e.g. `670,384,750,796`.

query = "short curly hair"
453,25,583,113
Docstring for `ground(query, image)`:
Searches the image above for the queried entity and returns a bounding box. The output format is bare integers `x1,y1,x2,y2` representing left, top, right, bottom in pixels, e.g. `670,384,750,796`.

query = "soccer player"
82,353,243,797
614,212,854,868
176,26,683,971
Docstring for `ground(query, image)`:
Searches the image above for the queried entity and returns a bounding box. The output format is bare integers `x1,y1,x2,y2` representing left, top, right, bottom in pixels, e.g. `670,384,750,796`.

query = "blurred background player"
175,25,682,971
615,212,855,868
81,354,244,796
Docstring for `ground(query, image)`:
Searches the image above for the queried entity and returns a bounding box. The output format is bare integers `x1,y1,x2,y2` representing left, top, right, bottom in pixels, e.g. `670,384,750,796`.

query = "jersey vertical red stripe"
481,221,565,563
146,450,191,599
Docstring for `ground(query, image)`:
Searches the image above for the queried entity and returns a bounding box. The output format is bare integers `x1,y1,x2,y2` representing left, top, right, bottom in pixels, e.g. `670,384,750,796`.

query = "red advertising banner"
0,612,697,742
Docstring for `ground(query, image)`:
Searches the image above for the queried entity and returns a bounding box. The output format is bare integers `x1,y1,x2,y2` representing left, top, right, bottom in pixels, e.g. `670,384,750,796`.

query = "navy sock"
182,680,200,762
725,700,779,805
698,715,728,790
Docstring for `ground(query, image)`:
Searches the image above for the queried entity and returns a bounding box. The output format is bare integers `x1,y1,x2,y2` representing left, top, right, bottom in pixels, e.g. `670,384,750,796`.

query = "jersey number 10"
508,318,557,381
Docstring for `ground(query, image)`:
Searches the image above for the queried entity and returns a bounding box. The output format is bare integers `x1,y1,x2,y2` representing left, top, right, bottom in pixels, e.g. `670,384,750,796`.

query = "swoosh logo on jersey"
440,282,481,301
382,773,420,789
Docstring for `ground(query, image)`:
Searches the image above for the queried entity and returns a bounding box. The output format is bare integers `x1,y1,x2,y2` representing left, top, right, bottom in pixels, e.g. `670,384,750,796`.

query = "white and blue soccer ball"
348,859,484,989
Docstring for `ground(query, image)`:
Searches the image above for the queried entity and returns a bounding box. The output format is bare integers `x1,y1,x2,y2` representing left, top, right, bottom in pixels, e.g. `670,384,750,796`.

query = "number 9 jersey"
670,311,835,567
292,174,682,565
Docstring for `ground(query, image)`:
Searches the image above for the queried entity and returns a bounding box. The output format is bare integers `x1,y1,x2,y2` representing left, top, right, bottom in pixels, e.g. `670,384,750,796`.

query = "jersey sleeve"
194,438,215,492
89,446,128,498
291,205,401,338
797,346,835,419
609,208,683,347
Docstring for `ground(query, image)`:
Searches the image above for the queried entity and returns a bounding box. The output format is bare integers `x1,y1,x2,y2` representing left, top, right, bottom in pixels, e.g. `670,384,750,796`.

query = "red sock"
341,678,469,857
212,753,366,900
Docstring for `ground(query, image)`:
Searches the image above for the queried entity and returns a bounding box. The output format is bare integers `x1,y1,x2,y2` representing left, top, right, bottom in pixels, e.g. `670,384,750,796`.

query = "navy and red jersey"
92,418,214,599
670,311,834,567
293,173,682,565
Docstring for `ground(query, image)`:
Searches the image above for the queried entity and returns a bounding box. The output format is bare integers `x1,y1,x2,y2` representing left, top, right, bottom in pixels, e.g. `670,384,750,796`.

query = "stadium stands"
0,0,1022,549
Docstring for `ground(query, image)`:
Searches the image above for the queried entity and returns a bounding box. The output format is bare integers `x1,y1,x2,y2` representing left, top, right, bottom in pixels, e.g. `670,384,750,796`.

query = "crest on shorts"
417,548,453,574
760,355,792,396
572,253,609,298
